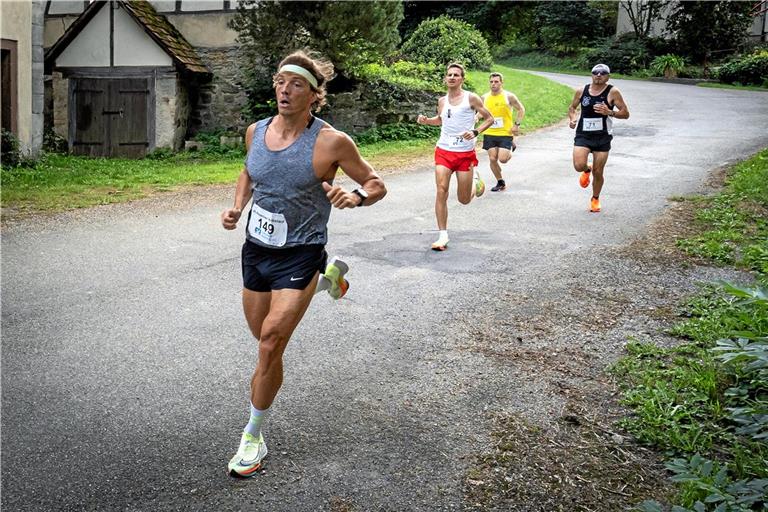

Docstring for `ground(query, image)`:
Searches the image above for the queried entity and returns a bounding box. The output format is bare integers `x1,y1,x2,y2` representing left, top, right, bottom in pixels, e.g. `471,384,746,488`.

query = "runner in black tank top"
567,63,630,213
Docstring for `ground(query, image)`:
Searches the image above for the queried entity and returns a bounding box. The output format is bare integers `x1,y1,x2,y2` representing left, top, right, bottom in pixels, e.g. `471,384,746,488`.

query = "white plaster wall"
1,0,33,150
165,12,238,47
57,4,110,66
113,6,171,66
181,1,224,12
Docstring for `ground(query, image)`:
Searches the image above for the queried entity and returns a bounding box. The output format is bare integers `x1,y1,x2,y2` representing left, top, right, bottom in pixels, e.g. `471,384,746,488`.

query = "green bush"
1,129,22,168
651,54,687,78
352,123,439,145
401,15,492,71
43,129,68,154
716,50,768,86
352,61,443,92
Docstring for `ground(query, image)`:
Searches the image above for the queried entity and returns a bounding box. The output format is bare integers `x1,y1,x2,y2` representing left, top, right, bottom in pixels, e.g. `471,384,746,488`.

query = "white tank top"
436,91,475,152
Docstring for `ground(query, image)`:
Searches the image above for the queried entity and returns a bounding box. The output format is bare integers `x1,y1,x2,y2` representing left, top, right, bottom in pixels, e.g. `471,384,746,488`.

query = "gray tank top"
244,116,332,248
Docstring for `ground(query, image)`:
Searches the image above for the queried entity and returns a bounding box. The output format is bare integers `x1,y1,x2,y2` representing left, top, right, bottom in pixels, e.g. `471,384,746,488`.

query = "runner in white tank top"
436,91,476,152
417,62,494,251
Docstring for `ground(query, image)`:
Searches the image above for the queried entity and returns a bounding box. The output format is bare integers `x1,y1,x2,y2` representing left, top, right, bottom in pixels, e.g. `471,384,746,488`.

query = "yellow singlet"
483,91,513,136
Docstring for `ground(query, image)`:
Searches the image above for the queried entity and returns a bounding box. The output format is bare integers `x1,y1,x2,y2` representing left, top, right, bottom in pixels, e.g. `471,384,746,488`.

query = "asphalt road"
3,74,768,511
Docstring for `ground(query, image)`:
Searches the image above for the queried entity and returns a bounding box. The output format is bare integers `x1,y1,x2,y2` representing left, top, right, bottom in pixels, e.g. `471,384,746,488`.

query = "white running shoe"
228,432,268,477
431,234,449,251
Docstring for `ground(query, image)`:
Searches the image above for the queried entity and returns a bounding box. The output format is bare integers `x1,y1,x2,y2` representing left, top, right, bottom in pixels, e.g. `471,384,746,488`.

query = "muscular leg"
242,275,319,410
572,146,591,173
456,167,474,205
591,151,609,198
487,147,502,181
434,165,452,230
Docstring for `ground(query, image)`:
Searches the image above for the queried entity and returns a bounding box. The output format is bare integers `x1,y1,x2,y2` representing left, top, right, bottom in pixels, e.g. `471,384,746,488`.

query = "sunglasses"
592,71,608,76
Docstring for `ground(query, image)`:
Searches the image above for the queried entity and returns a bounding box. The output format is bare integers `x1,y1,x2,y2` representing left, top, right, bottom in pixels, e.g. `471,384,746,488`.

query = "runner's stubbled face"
274,72,317,114
489,77,503,93
444,68,464,88
591,71,610,86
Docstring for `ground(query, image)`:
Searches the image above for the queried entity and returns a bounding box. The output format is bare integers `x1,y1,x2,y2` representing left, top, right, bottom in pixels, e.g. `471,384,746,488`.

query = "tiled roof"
45,0,209,75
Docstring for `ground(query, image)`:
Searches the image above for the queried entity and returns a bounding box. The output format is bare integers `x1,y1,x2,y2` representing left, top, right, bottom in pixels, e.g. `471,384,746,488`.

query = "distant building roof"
45,0,210,74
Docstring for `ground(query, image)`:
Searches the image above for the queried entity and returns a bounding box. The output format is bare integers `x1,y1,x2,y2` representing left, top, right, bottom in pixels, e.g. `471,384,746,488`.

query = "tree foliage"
400,15,492,71
533,1,604,53
666,1,754,64
230,0,403,116
402,1,537,52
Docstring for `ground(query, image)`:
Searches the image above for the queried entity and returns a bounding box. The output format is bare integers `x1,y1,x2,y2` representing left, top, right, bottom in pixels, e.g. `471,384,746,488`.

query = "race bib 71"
582,117,603,132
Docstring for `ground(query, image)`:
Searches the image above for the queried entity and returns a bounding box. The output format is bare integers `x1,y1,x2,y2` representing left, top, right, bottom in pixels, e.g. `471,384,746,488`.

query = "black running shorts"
482,135,514,151
574,133,613,152
241,241,327,292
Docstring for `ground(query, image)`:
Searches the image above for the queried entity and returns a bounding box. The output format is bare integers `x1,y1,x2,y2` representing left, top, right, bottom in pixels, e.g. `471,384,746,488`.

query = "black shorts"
482,135,514,151
241,241,327,292
574,133,613,152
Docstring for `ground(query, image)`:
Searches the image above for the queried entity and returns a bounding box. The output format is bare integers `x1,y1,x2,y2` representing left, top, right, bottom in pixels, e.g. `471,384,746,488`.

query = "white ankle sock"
244,403,268,438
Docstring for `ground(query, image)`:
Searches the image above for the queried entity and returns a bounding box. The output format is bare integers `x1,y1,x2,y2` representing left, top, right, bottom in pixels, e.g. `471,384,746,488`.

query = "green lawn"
1,67,573,214
466,64,574,133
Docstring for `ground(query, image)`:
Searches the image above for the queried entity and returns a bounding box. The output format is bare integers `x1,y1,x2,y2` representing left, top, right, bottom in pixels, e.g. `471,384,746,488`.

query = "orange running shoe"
590,197,601,212
579,164,592,188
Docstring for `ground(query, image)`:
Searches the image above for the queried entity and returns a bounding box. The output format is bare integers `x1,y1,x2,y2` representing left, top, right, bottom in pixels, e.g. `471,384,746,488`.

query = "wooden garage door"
72,78,150,158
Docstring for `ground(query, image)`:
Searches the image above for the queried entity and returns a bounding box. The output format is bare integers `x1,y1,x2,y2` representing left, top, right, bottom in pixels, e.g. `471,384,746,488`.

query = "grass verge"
1,67,571,214
610,149,768,511
465,64,574,131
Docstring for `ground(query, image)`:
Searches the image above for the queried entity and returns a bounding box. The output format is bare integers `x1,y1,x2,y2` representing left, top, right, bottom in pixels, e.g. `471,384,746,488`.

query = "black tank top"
576,84,614,136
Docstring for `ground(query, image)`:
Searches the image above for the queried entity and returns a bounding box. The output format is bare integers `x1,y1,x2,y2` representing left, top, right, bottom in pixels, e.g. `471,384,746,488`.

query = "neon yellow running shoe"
316,257,349,299
474,171,485,197
228,432,268,478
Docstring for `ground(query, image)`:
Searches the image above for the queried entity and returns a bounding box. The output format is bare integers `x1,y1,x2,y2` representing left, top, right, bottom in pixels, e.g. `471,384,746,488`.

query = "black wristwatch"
352,188,368,206
472,129,479,137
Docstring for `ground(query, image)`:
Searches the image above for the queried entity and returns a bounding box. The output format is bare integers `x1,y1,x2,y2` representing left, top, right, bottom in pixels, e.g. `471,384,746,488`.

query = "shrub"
1,129,22,168
716,50,768,87
352,123,439,145
401,15,492,71
651,54,687,78
352,61,443,92
43,129,68,154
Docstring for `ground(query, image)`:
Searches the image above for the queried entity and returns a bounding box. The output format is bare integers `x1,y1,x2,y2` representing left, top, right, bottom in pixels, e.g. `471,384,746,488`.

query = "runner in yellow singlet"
480,73,525,191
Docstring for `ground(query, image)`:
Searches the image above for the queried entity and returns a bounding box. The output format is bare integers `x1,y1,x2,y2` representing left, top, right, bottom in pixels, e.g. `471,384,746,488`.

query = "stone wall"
322,83,438,136
154,71,192,151
191,46,249,135
51,72,68,138
155,72,178,149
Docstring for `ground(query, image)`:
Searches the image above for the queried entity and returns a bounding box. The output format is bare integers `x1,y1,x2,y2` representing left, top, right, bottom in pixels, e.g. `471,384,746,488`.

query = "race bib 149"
248,203,288,247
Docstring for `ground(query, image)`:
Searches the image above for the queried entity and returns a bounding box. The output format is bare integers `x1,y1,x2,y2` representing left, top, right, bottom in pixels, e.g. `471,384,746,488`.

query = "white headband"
278,64,319,89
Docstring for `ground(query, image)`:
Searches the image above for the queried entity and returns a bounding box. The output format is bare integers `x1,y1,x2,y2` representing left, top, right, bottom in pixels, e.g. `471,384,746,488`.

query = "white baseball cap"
591,63,610,74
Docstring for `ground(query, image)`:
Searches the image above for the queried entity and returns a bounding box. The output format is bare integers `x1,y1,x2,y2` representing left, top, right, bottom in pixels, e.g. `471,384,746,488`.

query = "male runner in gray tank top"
568,63,630,213
220,50,386,477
